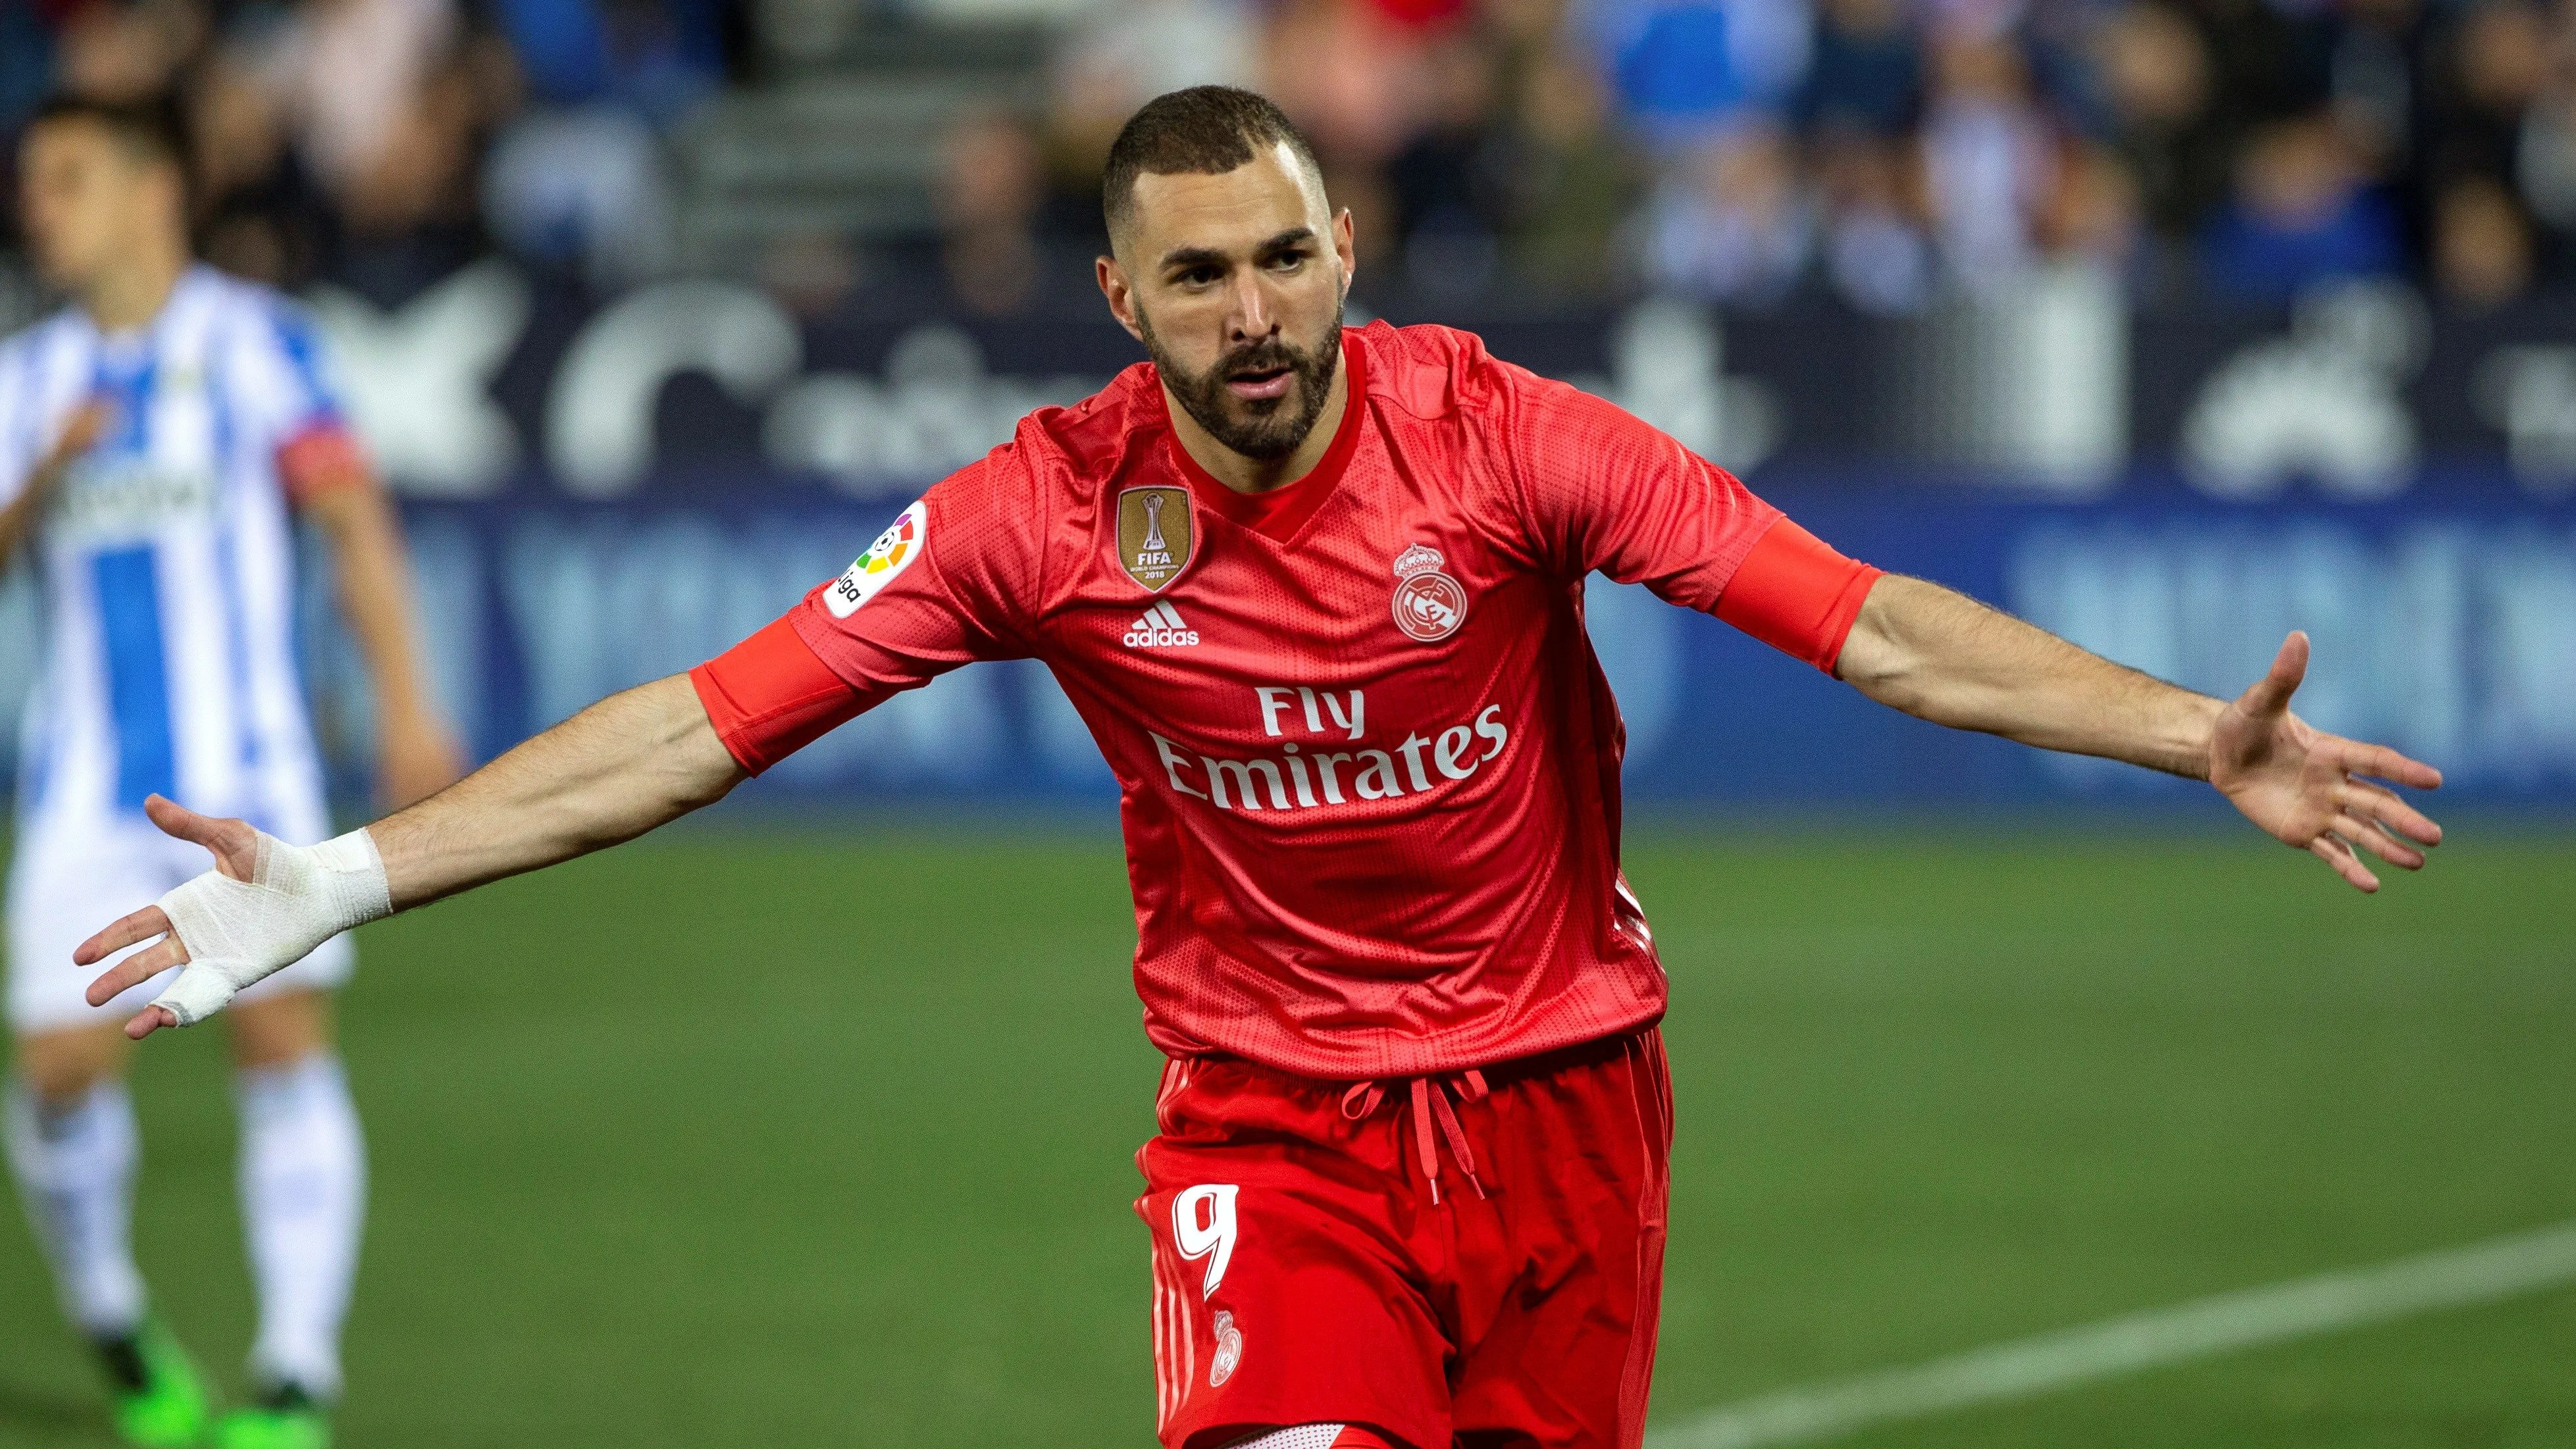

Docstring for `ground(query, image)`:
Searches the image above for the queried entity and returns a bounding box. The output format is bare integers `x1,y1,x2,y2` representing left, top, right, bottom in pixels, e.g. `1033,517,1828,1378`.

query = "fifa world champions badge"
1118,486,1196,592
1391,543,1468,642
825,499,927,617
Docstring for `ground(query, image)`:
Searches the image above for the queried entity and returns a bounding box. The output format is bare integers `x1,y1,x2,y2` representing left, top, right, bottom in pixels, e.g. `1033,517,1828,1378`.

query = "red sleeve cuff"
688,613,867,775
1714,517,1884,674
276,424,374,508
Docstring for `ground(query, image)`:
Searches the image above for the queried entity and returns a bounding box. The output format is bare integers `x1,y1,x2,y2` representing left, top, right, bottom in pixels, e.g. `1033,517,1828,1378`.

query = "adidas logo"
1123,600,1200,649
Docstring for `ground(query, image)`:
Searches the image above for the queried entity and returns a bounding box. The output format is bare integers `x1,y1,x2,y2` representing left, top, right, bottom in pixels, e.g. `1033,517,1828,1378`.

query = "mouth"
1224,365,1295,402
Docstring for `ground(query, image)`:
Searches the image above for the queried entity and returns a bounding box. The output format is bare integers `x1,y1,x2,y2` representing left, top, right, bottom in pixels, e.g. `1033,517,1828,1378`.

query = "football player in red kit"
78,88,2442,1449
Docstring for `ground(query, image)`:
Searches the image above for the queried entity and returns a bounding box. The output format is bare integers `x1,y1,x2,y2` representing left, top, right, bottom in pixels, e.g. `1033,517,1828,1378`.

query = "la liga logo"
1391,544,1467,643
825,500,925,618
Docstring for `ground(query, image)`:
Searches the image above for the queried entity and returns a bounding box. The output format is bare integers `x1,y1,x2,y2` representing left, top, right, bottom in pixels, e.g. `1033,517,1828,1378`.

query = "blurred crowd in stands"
1044,0,2576,311
0,0,741,305
5,0,2576,318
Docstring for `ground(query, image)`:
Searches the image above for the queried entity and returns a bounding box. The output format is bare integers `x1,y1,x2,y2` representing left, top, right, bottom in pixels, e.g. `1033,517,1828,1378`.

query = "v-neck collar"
1161,331,1367,546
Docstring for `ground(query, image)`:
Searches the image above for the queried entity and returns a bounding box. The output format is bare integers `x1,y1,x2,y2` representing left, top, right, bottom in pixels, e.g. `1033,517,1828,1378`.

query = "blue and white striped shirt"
0,265,341,840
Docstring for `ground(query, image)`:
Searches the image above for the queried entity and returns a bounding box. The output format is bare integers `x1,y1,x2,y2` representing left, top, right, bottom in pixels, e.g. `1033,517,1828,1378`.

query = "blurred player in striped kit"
0,96,461,1449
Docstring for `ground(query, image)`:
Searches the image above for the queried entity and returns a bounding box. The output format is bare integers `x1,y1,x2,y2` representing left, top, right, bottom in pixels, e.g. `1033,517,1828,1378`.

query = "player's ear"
1332,207,1356,297
1097,254,1146,344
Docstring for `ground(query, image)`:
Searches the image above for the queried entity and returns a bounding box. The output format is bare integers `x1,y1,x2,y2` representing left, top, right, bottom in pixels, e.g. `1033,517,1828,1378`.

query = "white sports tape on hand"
147,830,392,1026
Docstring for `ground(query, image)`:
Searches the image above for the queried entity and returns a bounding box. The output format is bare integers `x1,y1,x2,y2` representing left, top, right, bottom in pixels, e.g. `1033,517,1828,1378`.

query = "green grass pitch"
1,825,2569,1446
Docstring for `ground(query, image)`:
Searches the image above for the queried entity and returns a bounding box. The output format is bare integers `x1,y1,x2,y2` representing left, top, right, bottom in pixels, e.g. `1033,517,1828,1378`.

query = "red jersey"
692,321,1877,1079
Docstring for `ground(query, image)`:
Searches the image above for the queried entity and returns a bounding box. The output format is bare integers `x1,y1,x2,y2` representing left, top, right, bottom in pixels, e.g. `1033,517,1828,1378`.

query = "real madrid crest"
1391,543,1468,642
1116,486,1195,592
1208,1309,1244,1388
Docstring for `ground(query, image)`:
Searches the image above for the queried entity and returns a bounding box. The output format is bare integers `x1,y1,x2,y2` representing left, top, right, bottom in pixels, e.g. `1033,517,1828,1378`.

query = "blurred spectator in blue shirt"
1813,126,1933,309
478,0,734,290
1642,118,1815,301
1614,1,1745,128
1797,0,1919,136
490,0,728,123
1795,0,1932,311
1920,27,2053,293
1582,0,1811,138
2200,110,2403,297
480,101,672,290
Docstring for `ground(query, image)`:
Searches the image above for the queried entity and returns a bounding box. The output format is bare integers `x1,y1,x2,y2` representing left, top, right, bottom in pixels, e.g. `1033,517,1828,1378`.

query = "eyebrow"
1157,227,1319,273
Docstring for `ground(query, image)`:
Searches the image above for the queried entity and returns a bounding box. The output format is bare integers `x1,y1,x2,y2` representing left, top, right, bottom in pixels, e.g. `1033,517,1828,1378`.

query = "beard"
1139,308,1344,462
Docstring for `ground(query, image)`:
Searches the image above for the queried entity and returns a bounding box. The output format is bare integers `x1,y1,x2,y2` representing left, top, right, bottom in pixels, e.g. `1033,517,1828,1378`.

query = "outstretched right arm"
371,674,744,909
77,674,745,1036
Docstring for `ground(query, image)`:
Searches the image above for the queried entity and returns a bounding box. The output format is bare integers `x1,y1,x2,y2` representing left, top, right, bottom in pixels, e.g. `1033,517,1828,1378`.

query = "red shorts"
1136,1030,1673,1449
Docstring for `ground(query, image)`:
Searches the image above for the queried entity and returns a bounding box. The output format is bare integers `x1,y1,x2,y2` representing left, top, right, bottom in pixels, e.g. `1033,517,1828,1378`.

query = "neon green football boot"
211,1384,330,1449
93,1320,213,1449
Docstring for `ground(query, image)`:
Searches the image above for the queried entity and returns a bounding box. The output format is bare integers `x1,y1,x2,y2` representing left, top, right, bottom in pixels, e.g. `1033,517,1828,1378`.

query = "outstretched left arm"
1835,574,2444,891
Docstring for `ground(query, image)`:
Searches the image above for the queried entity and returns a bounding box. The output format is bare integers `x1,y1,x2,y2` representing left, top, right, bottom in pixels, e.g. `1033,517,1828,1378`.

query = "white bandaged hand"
148,829,393,1026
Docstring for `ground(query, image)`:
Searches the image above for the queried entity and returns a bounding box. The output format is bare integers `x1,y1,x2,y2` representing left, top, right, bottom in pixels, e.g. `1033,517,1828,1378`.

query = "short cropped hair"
24,93,191,191
1101,86,1325,242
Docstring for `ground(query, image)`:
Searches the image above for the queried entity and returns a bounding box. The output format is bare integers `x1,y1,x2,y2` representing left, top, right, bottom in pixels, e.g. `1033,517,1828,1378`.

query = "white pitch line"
1647,1217,2576,1449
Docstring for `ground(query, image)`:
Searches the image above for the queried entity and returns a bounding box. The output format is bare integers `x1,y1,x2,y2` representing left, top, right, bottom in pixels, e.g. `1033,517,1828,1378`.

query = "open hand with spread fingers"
2209,632,2444,892
74,795,394,1038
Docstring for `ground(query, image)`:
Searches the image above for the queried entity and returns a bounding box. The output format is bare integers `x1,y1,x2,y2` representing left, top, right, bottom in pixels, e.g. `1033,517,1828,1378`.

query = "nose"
1226,268,1275,344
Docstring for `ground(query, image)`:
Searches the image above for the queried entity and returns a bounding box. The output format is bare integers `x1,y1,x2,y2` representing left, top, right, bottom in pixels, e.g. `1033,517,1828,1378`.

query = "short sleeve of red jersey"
688,455,1038,774
1716,517,1884,673
1493,364,1882,674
